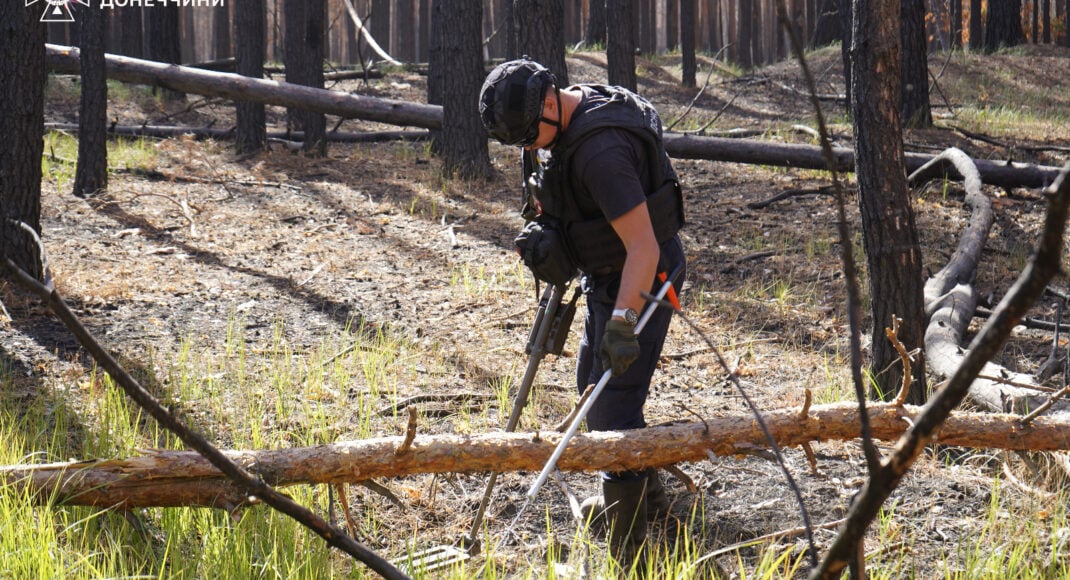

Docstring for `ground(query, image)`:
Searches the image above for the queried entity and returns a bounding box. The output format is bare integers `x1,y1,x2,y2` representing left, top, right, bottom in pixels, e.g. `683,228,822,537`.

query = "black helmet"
479,58,556,147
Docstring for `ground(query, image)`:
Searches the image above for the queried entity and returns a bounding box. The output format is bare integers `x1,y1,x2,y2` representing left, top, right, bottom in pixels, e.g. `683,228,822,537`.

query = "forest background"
1,0,1070,578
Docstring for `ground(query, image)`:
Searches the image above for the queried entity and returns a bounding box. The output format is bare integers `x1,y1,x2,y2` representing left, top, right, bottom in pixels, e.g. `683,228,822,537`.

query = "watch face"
625,308,639,326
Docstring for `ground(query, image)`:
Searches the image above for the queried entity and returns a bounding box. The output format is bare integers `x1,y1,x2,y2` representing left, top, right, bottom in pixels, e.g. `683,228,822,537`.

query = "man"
478,58,687,568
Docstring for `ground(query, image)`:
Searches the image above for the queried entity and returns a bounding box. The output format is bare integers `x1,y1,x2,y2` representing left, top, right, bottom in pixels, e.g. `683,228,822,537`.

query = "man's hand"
600,319,640,376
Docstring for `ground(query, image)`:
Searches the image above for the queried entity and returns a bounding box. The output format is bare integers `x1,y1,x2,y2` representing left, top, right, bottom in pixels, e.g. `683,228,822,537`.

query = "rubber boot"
643,468,670,520
581,469,670,529
602,477,649,574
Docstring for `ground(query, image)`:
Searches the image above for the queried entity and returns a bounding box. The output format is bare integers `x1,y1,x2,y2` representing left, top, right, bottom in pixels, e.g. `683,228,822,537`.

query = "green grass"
42,130,157,192
5,305,1070,578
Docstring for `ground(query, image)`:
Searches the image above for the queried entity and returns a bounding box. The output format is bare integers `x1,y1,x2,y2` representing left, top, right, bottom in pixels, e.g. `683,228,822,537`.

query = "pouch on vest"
515,219,578,285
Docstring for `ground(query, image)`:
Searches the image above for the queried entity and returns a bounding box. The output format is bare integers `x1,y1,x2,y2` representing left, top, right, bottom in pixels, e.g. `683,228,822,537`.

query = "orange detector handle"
657,271,681,310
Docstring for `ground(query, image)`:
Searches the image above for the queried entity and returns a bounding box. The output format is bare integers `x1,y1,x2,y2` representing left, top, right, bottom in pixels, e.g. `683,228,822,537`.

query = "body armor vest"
524,85,685,274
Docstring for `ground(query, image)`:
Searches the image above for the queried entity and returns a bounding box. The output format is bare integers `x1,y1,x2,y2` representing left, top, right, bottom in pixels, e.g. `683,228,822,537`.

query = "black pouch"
515,220,578,285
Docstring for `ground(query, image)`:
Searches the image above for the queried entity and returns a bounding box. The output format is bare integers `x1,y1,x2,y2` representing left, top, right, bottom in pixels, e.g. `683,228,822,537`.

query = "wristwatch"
612,307,639,327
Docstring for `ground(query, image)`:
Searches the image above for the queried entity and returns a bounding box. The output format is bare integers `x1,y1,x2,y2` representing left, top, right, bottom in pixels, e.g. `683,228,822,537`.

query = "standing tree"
851,0,928,403
900,0,931,128
235,0,266,154
950,0,963,48
681,0,697,87
606,0,637,90
810,0,843,47
586,0,607,46
0,3,47,280
514,0,568,85
214,2,232,59
738,0,755,68
285,0,327,156
145,2,183,99
120,7,142,58
985,0,1025,51
969,0,984,49
428,0,490,178
73,0,108,198
1064,0,1070,47
1043,0,1052,43
838,0,853,114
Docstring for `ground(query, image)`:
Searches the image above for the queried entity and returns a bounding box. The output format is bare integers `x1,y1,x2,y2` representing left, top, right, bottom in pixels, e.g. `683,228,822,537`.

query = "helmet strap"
540,84,564,150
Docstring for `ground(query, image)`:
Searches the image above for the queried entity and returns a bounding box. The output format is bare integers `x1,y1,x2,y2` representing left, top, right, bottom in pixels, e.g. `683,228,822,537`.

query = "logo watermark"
27,0,224,24
28,0,90,23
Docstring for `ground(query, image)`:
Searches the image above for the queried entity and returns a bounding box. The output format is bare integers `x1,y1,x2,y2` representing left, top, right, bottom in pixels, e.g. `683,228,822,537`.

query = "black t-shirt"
564,86,655,223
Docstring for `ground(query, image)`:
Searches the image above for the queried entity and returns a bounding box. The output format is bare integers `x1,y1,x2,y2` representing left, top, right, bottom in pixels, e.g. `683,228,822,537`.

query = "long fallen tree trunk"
44,122,429,143
46,44,1064,190
45,45,442,130
4,402,1070,510
663,133,1065,190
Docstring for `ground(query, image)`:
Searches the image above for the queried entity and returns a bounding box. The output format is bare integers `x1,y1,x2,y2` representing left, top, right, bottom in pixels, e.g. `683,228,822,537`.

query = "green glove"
600,319,640,376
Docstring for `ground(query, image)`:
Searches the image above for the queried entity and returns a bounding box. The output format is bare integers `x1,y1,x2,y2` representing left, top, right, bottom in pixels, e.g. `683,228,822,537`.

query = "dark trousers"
576,236,685,479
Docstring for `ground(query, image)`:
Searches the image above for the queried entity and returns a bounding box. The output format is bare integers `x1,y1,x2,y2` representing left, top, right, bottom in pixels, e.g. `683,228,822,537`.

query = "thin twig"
334,484,361,538
395,406,418,455
886,316,915,406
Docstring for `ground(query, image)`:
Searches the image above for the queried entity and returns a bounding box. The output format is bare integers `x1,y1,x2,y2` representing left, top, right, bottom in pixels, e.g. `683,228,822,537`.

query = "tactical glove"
600,319,640,376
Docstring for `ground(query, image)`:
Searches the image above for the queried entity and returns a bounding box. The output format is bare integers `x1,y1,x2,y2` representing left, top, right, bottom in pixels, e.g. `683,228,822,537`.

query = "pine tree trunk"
398,0,415,61
285,0,327,156
1033,0,1040,41
969,0,983,49
985,0,1025,51
214,2,232,59
430,0,490,178
681,0,696,87
950,0,963,47
901,0,932,128
586,0,607,46
1043,0,1052,43
120,7,142,58
737,0,753,67
607,0,637,90
0,4,46,280
852,0,927,404
74,1,108,198
514,0,569,85
146,4,183,99
236,0,267,154
810,0,841,47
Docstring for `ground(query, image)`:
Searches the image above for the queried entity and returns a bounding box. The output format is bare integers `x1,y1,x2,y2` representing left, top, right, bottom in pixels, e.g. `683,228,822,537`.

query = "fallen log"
45,44,442,130
44,122,429,143
5,402,1070,509
912,148,1068,413
663,133,1066,190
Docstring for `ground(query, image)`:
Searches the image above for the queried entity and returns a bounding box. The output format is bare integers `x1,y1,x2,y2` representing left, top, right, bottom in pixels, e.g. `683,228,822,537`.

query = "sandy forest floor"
4,45,1070,577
